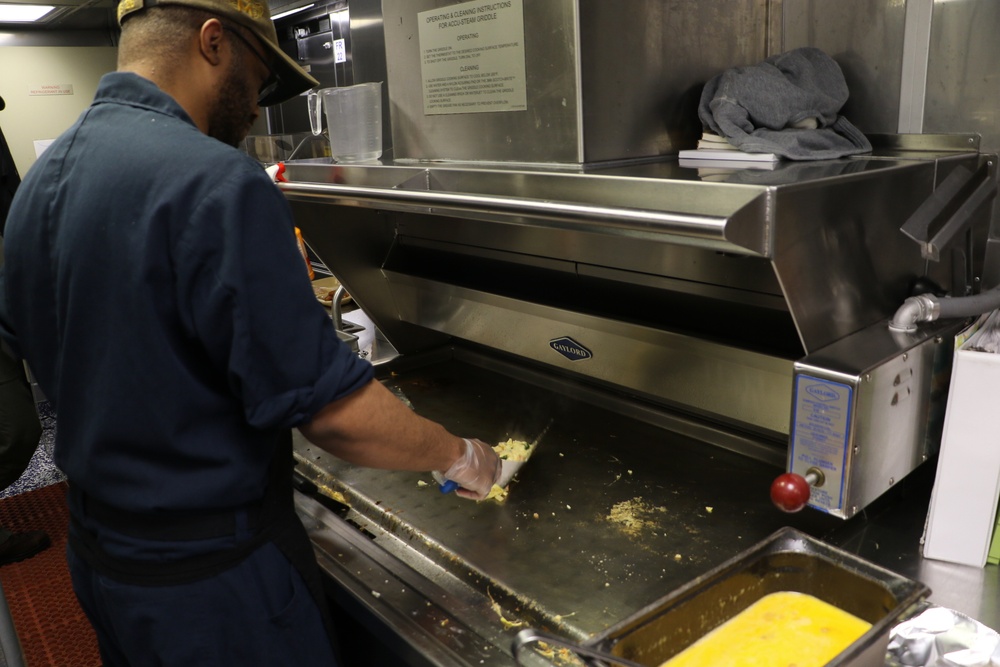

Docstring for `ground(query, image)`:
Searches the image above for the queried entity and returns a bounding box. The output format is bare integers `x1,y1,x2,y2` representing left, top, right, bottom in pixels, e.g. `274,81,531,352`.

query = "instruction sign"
418,0,526,115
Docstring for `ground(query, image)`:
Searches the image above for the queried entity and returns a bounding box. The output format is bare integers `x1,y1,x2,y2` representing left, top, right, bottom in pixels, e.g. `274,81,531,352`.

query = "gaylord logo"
549,336,592,361
805,383,840,402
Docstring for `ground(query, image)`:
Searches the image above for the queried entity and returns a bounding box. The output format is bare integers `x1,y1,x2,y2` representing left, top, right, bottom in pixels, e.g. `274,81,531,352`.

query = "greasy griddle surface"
299,357,842,638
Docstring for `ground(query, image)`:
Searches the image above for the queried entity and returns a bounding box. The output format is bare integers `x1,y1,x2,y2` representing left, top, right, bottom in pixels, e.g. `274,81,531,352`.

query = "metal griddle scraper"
495,419,552,487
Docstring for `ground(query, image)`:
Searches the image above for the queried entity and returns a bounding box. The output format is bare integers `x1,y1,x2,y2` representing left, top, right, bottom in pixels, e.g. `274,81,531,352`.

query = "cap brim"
255,36,318,106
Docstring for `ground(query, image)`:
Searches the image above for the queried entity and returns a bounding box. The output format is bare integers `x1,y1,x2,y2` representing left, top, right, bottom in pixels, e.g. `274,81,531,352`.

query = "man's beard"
207,55,257,147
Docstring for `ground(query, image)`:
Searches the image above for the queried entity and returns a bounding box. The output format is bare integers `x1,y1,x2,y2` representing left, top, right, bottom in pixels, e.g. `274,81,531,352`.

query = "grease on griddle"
606,497,667,537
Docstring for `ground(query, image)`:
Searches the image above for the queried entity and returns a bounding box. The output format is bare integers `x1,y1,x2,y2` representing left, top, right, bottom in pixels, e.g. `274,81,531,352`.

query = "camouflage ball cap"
117,0,318,106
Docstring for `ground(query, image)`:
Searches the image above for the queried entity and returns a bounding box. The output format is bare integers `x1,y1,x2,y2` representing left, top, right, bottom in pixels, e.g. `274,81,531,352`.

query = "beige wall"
0,46,118,178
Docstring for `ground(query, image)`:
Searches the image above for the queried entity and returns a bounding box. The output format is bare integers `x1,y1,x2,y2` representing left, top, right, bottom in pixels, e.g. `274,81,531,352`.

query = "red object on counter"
294,227,314,281
274,162,287,183
770,472,811,513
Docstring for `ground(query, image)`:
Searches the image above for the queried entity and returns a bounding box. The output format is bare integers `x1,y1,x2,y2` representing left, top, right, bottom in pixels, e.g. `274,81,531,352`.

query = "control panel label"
790,375,853,513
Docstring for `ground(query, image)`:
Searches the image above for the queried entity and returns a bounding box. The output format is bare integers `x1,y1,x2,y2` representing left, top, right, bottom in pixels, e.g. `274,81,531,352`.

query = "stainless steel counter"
291,346,1000,666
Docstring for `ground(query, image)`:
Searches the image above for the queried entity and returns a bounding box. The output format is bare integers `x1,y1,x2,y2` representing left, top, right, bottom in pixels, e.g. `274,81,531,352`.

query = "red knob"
771,472,811,513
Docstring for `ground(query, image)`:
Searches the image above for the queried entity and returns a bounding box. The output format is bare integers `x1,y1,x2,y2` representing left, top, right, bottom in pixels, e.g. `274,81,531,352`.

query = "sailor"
0,0,500,664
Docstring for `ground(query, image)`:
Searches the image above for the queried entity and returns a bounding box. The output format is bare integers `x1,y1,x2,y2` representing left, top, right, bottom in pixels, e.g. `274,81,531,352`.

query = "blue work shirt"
0,72,373,514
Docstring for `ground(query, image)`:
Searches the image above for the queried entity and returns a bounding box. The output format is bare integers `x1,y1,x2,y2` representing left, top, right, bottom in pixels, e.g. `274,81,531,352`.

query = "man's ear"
199,18,225,66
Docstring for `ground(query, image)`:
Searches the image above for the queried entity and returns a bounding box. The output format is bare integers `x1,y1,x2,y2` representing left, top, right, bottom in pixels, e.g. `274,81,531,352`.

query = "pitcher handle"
307,89,322,136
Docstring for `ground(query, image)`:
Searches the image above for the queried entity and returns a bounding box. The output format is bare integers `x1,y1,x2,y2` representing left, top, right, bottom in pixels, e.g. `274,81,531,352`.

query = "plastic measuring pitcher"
307,82,383,162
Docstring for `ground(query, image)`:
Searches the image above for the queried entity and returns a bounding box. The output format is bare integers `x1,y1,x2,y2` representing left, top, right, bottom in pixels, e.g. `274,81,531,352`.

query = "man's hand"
441,438,501,500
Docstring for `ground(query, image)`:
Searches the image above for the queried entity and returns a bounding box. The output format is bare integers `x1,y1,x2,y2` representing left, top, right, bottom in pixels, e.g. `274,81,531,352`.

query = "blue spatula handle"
439,480,459,494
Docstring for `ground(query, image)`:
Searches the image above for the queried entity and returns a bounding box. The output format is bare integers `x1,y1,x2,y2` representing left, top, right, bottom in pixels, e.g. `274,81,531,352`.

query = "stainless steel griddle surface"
294,350,848,639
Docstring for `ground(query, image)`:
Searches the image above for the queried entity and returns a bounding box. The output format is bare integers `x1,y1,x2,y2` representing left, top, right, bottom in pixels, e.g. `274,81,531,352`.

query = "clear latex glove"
436,438,501,500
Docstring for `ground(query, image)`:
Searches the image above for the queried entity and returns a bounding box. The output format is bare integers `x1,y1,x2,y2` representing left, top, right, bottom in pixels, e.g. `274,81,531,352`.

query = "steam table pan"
585,527,930,667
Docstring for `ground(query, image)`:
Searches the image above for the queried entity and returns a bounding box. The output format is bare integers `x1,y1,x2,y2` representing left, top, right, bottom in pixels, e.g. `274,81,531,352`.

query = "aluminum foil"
889,605,1000,667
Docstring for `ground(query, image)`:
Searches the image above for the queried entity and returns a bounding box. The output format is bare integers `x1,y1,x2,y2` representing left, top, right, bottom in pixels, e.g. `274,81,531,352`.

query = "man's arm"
298,378,463,471
297,379,500,499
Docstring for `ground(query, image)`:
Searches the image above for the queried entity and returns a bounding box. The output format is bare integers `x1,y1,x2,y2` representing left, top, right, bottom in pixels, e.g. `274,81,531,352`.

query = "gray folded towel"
698,47,872,160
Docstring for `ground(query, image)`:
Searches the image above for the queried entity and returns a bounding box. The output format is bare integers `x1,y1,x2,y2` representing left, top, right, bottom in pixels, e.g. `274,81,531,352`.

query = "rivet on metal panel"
935,337,943,344
851,506,858,515
853,446,860,455
902,352,908,361
865,374,871,382
889,477,896,486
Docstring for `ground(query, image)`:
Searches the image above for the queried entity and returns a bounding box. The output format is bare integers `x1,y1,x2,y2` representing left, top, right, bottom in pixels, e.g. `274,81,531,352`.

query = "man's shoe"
0,531,50,566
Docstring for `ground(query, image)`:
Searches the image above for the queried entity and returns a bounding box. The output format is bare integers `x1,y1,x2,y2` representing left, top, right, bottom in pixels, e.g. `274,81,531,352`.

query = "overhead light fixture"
271,3,315,21
0,3,56,22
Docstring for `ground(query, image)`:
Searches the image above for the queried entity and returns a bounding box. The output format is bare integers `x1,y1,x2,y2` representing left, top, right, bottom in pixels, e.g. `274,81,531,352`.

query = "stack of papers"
696,132,740,150
678,132,779,169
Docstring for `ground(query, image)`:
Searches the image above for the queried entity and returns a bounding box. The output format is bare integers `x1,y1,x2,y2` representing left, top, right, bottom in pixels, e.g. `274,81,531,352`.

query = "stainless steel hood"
281,135,989,441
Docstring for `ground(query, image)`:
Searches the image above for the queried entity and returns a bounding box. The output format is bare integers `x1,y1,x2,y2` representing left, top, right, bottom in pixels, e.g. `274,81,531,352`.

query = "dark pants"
68,541,339,667
0,344,41,490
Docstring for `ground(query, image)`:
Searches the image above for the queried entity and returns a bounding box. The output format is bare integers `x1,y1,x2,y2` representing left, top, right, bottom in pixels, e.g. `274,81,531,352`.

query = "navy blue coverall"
0,71,374,666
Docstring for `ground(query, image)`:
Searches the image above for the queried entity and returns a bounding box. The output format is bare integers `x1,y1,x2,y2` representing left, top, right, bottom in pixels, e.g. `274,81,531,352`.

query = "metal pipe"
888,294,940,332
889,287,1000,332
278,181,760,254
331,285,346,332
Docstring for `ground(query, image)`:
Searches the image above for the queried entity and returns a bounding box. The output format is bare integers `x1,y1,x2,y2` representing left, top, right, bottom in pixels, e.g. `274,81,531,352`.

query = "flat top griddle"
293,349,844,641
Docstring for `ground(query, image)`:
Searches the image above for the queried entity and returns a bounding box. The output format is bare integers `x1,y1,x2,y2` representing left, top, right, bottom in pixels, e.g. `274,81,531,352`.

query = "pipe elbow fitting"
888,294,940,333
